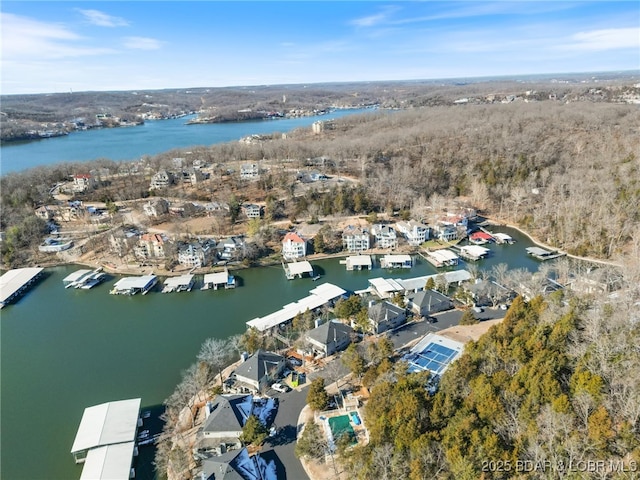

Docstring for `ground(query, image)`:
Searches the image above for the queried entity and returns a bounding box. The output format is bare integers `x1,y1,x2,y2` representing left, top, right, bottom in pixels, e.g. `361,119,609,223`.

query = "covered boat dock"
110,275,158,295
459,245,491,261
423,249,459,267
344,255,373,271
202,269,236,290
380,254,413,269
162,274,195,293
283,260,314,280
0,267,44,308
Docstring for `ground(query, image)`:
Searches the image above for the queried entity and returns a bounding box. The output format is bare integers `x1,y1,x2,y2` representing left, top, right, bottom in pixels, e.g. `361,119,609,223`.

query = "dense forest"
333,284,640,479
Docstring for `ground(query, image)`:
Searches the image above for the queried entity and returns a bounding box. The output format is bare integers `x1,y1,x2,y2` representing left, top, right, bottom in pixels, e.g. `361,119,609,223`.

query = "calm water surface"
0,109,372,174
1,227,544,480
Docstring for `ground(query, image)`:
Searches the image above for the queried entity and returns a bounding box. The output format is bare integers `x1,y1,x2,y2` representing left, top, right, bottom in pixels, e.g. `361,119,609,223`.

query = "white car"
272,383,290,393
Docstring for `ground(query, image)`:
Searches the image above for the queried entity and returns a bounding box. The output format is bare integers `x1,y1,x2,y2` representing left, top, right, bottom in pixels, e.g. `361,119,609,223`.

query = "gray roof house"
368,301,406,334
200,448,268,480
305,320,353,357
201,394,253,440
234,350,285,392
406,289,453,317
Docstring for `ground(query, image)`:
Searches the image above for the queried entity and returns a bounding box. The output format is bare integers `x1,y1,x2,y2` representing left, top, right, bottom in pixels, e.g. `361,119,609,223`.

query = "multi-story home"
217,236,246,261
395,220,430,246
342,225,371,252
282,232,307,259
149,170,174,190
367,300,406,334
142,198,169,217
177,240,216,268
72,174,96,193
240,163,260,180
242,203,262,219
371,224,398,250
134,233,167,260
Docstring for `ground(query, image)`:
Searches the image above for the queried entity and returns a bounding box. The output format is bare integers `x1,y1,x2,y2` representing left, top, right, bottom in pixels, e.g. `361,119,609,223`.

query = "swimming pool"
328,415,356,444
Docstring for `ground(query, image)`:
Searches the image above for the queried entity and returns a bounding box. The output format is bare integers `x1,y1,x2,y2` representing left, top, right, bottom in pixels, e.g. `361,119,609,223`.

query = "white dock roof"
112,275,157,291
382,254,413,263
71,398,141,453
460,245,490,256
493,232,513,241
432,249,459,261
203,270,229,284
80,441,135,480
527,246,551,255
0,267,44,305
346,255,372,267
163,274,194,288
247,283,346,332
63,269,92,283
286,261,314,276
368,277,404,295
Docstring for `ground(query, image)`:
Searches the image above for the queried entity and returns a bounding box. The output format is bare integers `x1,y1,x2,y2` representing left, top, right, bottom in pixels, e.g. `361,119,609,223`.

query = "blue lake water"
0,108,373,174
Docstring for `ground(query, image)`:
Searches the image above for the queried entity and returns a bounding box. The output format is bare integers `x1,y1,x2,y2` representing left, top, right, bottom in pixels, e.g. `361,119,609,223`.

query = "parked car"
287,356,302,367
472,306,483,313
272,383,290,393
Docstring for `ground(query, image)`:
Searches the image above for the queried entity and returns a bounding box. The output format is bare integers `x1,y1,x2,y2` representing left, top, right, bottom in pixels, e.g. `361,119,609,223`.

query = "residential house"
35,206,54,221
305,320,353,358
218,236,246,261
371,224,398,250
134,233,168,261
242,203,262,219
342,225,371,252
180,168,205,185
432,221,460,242
406,289,453,317
201,201,229,216
199,448,265,480
177,240,217,268
149,170,174,190
72,174,96,193
234,350,286,393
367,301,406,334
201,394,253,440
109,228,139,258
168,202,200,217
240,163,260,180
142,198,169,217
282,232,307,260
395,220,430,246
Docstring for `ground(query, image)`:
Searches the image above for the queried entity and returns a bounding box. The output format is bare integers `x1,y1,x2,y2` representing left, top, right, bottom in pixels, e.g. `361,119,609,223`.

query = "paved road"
263,387,310,480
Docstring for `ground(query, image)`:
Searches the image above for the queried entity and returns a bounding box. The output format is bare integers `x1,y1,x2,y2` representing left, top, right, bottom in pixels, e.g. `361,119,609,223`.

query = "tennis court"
407,342,459,375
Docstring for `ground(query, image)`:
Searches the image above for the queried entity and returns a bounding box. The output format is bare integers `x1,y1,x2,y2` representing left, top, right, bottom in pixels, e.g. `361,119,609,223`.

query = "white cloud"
77,9,129,27
122,36,164,50
350,6,400,27
1,12,116,59
561,27,640,51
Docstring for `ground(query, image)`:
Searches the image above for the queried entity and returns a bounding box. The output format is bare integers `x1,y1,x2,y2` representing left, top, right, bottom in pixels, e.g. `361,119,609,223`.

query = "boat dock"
63,268,106,289
492,232,515,244
458,245,491,261
526,246,565,261
202,268,236,290
162,274,195,293
380,254,413,269
110,275,158,295
422,249,459,268
342,255,373,271
0,267,44,308
283,260,314,280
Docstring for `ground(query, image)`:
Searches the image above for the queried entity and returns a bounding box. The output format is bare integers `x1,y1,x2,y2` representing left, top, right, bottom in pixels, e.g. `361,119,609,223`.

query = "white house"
240,163,260,180
143,198,169,217
342,225,371,252
134,233,167,260
282,232,307,259
149,170,174,190
177,240,216,268
371,224,398,250
395,220,430,246
72,174,97,193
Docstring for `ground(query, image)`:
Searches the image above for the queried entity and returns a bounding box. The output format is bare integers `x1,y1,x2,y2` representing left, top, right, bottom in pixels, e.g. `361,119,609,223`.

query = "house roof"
140,233,164,243
201,394,253,435
283,232,305,244
470,231,493,241
201,448,261,480
71,398,141,453
306,320,353,346
408,289,451,308
368,301,405,323
343,225,369,236
234,350,284,383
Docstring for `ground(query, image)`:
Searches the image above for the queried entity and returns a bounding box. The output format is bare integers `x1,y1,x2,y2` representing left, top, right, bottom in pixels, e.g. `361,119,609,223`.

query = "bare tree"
197,337,232,384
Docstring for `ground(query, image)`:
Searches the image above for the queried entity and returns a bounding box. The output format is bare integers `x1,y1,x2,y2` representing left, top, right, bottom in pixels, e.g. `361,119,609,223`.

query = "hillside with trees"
336,285,640,479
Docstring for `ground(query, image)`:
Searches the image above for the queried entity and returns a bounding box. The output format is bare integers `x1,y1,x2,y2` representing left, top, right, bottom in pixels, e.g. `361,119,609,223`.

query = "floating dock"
458,245,491,261
526,247,565,261
380,254,413,269
492,232,515,244
110,275,158,295
0,267,44,308
343,255,373,271
63,268,106,289
202,268,236,290
422,249,459,267
162,274,195,293
283,260,314,280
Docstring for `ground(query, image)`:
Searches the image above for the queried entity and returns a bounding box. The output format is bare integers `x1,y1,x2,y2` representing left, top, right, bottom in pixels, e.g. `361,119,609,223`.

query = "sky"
1,1,639,95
